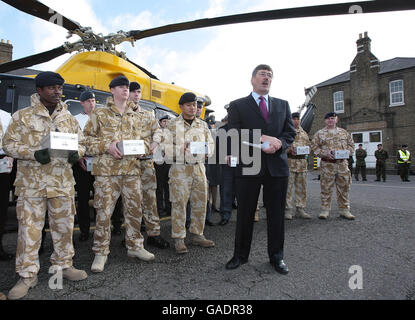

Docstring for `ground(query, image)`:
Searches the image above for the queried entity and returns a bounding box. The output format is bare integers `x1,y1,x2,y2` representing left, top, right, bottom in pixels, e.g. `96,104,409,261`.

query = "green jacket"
355,148,367,166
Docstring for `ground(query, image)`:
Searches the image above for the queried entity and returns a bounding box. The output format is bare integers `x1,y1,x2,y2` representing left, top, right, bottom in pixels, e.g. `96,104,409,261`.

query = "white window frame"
333,91,344,113
389,80,404,107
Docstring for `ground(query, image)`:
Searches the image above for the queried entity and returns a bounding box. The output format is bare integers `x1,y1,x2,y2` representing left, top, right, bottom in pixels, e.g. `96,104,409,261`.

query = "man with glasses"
225,64,296,274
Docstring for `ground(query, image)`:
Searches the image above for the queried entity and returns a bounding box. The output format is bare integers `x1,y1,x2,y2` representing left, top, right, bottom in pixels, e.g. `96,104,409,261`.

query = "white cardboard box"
40,132,78,158
117,140,145,156
0,159,12,173
295,146,310,155
334,150,350,159
190,142,209,155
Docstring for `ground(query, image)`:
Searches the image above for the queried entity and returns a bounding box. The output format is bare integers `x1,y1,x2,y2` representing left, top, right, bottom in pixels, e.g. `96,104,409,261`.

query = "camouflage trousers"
169,163,208,239
140,161,160,237
93,175,143,255
320,160,351,211
15,196,75,278
286,172,307,209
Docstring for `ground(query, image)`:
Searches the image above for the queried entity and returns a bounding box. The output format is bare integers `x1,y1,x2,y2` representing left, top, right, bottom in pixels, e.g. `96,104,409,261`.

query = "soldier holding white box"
285,112,312,220
4,72,88,300
164,92,215,254
311,112,355,220
83,76,155,273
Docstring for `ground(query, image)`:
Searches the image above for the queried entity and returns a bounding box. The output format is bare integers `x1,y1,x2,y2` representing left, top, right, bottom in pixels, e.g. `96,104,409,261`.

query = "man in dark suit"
225,64,296,274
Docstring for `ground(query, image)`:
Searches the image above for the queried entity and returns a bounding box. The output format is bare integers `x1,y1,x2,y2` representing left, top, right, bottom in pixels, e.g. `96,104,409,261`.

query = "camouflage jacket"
287,126,310,172
84,97,145,176
355,149,367,166
153,127,172,164
0,121,3,150
164,115,214,165
3,94,85,198
133,104,163,170
311,126,354,163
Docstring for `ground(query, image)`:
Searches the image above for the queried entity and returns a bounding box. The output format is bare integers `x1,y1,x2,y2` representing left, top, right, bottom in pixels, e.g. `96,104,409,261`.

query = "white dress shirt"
251,92,270,111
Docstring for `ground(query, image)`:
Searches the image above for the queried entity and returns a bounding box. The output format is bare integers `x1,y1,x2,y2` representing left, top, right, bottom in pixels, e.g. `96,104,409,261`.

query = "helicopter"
0,0,414,120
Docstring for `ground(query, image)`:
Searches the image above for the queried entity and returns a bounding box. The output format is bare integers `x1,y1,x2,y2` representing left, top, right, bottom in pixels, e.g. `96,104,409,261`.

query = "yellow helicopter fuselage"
54,51,207,117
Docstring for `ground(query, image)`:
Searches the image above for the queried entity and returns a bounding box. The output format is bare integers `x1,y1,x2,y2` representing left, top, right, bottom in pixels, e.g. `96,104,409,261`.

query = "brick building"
308,32,415,171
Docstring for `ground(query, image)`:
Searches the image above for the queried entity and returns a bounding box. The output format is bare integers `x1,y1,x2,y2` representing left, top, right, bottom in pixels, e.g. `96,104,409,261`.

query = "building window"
369,132,381,143
352,133,363,144
333,91,344,113
389,80,404,106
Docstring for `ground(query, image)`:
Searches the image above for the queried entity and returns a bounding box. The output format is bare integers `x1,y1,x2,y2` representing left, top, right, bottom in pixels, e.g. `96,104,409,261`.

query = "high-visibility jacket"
397,150,411,164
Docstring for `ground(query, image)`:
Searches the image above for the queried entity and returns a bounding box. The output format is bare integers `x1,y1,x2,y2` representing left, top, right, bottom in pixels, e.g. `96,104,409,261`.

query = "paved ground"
1,172,414,301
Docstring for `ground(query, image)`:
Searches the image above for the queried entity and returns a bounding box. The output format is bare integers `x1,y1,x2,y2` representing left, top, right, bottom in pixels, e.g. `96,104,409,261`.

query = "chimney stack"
356,31,371,54
0,39,13,64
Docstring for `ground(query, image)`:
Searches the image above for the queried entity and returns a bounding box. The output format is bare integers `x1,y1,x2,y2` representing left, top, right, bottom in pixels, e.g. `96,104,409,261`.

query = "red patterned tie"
259,96,268,122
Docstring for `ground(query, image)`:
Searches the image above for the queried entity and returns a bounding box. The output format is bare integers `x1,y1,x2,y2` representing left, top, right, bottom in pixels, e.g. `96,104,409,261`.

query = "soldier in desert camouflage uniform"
3,72,88,300
164,92,215,254
0,121,9,300
83,76,154,273
285,112,312,220
129,82,169,249
311,112,355,220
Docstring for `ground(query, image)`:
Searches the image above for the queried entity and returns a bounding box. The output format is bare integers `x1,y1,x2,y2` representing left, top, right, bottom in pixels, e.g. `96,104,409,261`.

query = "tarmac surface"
0,172,414,301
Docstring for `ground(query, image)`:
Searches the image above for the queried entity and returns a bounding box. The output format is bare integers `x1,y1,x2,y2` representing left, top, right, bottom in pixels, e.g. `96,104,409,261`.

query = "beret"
179,92,197,105
109,75,129,89
79,91,95,102
402,144,408,148
129,82,141,91
159,115,169,122
324,112,337,119
291,112,300,119
35,71,64,87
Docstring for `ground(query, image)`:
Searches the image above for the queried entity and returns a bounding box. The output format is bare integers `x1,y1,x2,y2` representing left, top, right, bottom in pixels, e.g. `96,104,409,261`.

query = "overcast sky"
0,0,414,120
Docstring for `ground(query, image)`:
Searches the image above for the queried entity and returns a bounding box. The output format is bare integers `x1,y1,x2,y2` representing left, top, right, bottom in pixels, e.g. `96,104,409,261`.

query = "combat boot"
62,267,88,281
339,209,355,220
7,276,38,300
127,248,155,261
91,255,108,273
190,234,215,248
175,239,188,254
319,210,330,220
284,208,293,220
295,207,312,219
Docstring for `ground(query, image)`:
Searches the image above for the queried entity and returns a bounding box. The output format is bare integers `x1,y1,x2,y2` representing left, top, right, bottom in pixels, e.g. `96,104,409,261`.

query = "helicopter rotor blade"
0,46,67,73
1,0,81,32
128,0,415,40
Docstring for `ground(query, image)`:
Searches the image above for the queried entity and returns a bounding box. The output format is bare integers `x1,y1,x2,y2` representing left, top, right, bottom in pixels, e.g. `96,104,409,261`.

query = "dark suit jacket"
228,94,296,178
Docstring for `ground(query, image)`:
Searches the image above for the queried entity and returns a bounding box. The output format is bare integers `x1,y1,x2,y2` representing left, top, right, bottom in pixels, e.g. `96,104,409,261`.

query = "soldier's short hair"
377,144,382,147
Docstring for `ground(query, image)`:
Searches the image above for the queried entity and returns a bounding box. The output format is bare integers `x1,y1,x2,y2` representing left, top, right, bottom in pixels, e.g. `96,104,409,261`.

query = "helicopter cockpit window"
15,80,36,111
64,99,104,116
17,95,30,111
